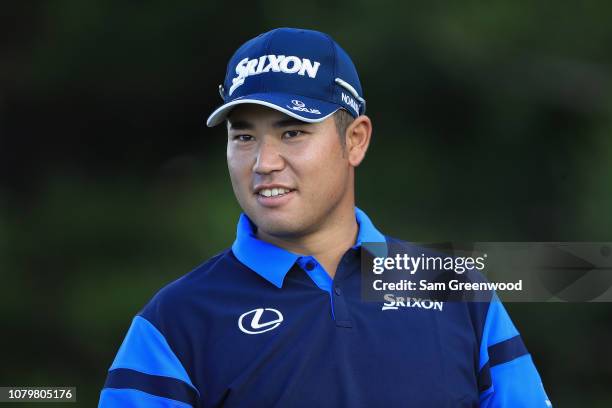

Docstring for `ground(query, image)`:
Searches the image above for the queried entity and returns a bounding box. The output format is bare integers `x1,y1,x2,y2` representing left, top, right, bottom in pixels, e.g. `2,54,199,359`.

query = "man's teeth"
259,188,291,197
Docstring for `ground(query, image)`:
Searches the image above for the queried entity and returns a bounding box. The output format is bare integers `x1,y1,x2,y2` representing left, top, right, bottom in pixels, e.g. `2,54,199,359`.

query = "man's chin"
251,212,305,238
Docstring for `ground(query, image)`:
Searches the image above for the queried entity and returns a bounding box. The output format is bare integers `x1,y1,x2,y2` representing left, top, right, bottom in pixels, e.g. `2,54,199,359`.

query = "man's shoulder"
137,247,243,322
167,247,235,287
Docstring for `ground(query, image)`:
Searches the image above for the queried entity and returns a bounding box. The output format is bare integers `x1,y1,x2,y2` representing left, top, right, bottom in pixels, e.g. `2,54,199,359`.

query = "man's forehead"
227,104,291,122
226,104,314,129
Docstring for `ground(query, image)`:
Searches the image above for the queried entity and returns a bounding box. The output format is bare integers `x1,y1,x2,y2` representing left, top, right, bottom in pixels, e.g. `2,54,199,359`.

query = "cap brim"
206,92,341,127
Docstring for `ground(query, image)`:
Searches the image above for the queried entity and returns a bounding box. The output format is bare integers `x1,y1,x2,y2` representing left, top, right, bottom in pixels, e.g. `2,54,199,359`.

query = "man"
99,27,552,407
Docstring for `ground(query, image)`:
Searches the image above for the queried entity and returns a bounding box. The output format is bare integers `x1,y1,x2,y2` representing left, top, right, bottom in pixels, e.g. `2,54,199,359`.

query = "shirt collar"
231,206,387,288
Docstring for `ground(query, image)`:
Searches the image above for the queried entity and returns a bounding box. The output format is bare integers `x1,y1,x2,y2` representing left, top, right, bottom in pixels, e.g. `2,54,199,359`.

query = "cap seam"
260,29,275,96
322,32,338,101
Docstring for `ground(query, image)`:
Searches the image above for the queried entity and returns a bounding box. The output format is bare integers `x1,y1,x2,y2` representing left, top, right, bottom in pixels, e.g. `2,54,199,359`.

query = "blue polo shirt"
99,207,552,407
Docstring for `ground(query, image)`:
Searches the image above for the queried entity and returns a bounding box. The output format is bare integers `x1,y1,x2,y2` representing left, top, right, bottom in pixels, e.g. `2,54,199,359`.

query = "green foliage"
2,1,612,405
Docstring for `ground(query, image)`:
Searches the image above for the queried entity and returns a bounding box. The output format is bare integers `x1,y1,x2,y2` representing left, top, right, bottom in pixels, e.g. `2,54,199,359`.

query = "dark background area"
1,1,611,406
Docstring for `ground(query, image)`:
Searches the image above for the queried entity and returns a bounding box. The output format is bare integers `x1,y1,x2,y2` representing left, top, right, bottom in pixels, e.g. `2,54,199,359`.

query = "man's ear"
345,115,372,167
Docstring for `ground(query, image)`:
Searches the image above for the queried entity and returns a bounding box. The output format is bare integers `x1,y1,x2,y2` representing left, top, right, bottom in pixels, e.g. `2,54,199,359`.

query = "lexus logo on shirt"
238,308,284,334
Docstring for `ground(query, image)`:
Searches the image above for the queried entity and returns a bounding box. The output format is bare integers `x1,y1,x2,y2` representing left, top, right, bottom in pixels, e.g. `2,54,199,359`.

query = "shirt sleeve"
477,296,553,407
98,315,200,407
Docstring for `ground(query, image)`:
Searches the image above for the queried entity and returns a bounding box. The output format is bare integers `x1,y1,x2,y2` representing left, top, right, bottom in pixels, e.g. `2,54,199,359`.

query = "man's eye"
283,130,303,138
233,134,254,142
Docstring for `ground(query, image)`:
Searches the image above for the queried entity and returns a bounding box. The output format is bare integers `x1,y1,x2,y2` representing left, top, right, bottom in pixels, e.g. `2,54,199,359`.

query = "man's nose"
253,138,285,174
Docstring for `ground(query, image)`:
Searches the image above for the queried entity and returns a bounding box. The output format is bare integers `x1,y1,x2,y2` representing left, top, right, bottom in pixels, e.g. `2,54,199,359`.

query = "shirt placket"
297,255,353,328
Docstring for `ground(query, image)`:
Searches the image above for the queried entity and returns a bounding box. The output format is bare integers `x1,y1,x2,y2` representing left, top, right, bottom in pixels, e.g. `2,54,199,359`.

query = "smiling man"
225,103,370,277
99,27,552,407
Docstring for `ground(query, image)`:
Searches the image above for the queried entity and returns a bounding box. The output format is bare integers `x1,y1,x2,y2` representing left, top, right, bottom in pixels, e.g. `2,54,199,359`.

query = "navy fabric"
477,335,529,393
104,368,198,406
478,361,493,393
488,335,529,367
99,389,193,407
100,207,552,407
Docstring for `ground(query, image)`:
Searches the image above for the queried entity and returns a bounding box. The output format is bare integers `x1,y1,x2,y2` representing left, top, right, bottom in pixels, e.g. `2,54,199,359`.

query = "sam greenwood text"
373,279,523,292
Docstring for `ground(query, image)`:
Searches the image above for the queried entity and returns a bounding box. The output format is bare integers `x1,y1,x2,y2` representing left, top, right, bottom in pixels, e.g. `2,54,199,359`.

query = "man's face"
226,104,352,238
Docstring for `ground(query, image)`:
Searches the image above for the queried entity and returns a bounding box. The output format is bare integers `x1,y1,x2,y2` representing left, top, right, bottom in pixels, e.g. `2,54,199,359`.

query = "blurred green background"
1,1,612,407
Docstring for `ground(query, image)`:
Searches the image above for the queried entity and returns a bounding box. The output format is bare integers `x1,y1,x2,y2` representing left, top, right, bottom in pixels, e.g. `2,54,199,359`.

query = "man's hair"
333,109,354,153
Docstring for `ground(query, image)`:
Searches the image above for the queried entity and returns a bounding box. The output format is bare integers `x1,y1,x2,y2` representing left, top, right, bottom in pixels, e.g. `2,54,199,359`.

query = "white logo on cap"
341,92,359,115
229,55,321,96
286,99,321,115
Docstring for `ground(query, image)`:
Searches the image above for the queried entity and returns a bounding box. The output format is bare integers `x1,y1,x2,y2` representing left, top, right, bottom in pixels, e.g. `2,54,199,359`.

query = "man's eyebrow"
228,118,311,130
227,120,253,130
272,118,310,128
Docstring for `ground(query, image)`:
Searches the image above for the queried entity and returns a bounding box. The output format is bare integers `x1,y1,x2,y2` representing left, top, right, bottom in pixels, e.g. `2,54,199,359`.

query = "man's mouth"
256,187,294,198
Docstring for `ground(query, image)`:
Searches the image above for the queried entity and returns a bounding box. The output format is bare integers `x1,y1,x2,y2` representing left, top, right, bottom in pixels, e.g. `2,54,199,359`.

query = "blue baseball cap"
206,27,366,127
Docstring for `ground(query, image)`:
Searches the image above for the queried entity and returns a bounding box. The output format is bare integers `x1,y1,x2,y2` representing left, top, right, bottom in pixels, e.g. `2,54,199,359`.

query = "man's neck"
256,206,359,279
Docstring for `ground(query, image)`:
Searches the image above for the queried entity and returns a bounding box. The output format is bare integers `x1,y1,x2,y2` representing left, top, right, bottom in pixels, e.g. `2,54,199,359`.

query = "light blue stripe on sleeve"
479,355,552,408
109,316,195,390
99,388,193,408
479,295,519,370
